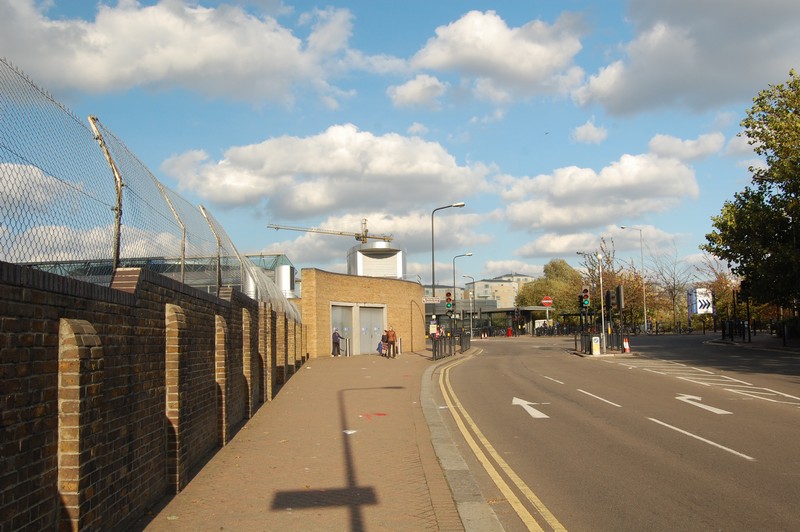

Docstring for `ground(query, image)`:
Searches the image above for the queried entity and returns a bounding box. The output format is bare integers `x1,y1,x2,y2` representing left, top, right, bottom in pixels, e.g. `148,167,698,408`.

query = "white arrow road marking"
676,394,733,414
512,397,550,419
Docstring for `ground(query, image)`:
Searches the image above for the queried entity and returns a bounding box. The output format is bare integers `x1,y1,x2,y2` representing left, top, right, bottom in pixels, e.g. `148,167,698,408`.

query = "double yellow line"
438,356,567,532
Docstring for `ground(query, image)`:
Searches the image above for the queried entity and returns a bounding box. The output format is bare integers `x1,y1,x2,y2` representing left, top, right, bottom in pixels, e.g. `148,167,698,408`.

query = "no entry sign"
541,296,553,307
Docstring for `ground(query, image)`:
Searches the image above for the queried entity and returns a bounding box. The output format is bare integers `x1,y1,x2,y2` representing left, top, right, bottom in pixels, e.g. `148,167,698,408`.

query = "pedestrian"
379,330,388,356
332,328,343,356
386,326,398,358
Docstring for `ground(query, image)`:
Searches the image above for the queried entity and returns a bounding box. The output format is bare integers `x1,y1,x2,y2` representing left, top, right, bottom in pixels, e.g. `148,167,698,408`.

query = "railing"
431,332,471,360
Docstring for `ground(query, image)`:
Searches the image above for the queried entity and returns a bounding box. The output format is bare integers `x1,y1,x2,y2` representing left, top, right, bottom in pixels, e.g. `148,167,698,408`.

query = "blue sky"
3,0,799,285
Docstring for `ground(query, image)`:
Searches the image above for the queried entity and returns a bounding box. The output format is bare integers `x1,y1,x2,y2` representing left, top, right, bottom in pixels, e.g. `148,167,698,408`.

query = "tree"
703,70,800,307
650,242,694,330
515,258,582,314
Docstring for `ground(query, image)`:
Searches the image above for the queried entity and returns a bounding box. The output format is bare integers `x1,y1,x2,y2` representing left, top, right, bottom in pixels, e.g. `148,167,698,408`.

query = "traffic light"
581,286,590,307
616,285,625,309
445,291,453,308
605,289,616,309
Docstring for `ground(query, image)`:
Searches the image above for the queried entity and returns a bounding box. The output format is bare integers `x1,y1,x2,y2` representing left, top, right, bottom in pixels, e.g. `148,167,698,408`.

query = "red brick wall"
0,261,301,531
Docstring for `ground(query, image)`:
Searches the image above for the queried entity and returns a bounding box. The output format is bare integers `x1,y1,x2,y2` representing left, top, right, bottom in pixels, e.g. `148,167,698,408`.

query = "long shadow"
271,385,405,531
627,332,800,382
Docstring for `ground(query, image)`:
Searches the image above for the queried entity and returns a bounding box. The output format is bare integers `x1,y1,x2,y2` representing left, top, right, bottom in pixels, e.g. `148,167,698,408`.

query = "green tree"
703,70,800,307
516,258,582,314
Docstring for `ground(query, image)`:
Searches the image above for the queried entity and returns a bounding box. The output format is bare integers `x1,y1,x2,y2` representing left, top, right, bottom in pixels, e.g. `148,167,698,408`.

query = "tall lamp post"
597,252,606,352
430,202,466,297
621,226,647,334
452,252,472,332
463,275,475,336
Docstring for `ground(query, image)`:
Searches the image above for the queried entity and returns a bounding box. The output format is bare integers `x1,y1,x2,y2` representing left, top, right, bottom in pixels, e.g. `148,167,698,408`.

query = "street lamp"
463,275,475,336
430,202,466,297
597,252,606,352
621,226,647,334
452,252,472,310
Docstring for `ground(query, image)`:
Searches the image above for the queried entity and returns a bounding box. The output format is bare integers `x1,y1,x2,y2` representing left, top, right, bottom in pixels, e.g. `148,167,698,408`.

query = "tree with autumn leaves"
703,70,800,309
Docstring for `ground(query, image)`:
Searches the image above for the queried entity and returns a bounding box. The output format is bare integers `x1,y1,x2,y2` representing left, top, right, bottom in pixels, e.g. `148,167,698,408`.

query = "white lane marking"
676,394,733,415
512,397,551,419
542,375,565,384
724,387,800,405
578,389,622,408
648,418,756,461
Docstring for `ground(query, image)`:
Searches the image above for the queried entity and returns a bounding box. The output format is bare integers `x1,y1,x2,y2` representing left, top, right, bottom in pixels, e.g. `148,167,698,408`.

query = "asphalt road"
433,334,800,532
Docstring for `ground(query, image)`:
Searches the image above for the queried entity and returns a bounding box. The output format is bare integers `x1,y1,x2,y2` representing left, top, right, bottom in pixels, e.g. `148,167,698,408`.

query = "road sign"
541,296,553,307
422,297,441,303
695,288,713,315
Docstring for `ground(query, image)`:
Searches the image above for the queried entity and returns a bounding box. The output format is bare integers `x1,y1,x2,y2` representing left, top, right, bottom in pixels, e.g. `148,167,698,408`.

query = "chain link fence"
0,57,297,320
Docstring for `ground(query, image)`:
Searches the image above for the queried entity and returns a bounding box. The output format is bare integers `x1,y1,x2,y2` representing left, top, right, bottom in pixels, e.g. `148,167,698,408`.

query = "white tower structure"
347,241,406,278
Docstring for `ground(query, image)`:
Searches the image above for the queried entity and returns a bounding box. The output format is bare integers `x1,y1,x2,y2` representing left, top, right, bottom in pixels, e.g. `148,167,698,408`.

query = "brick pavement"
131,350,473,532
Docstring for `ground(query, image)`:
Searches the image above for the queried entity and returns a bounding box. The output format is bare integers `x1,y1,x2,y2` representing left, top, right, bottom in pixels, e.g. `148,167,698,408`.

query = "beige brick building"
299,268,426,358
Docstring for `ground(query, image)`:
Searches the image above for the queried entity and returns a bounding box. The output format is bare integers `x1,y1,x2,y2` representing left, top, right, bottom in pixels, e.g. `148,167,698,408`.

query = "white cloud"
515,232,599,258
482,260,544,279
387,74,448,109
0,1,362,106
162,123,491,218
571,119,608,144
408,122,429,135
412,10,585,98
725,134,755,157
261,210,490,279
648,132,724,160
498,150,699,232
573,0,800,114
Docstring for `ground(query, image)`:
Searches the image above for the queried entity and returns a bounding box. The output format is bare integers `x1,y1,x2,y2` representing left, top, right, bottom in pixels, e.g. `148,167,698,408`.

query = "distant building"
465,273,536,309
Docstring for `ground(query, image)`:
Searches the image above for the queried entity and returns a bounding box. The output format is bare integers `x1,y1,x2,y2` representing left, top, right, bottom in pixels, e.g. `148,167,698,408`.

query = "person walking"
332,328,343,356
379,330,388,356
386,326,398,358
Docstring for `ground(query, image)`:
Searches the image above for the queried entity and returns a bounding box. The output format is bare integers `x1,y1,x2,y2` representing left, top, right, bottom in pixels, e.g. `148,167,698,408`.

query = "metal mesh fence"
0,57,297,318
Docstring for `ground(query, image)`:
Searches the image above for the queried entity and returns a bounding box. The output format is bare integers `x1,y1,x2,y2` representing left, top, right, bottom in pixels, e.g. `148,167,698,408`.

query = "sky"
2,0,799,287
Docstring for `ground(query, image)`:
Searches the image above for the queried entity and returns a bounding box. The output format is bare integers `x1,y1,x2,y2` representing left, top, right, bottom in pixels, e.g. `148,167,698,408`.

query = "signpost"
541,296,553,320
422,297,441,304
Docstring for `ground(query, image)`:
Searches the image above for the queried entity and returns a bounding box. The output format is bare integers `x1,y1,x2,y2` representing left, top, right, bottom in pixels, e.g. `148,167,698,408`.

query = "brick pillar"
58,318,105,531
215,315,229,444
165,304,188,493
287,318,296,375
242,307,255,418
275,311,287,384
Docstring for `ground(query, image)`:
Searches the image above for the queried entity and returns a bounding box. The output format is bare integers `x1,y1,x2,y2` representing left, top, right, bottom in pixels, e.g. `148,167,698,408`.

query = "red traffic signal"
446,291,453,308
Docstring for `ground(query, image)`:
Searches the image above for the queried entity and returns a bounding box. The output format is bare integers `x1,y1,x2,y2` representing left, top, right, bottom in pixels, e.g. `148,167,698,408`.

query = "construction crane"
267,218,393,244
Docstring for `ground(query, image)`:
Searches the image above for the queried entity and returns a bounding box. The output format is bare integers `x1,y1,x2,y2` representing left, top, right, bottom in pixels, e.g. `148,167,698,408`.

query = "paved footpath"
131,350,493,532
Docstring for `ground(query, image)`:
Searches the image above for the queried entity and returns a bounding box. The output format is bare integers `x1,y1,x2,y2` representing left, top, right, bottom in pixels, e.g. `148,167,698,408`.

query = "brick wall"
0,261,302,531
299,269,426,358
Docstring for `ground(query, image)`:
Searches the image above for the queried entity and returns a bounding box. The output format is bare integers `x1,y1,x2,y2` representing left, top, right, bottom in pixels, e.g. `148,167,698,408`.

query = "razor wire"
0,57,293,315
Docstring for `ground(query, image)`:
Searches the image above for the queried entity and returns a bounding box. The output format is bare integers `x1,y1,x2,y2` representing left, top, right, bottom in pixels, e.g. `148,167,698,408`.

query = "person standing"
380,330,388,356
332,328,343,356
386,326,398,358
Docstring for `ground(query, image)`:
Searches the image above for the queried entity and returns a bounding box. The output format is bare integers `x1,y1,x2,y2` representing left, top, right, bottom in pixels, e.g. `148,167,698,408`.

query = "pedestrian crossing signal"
446,292,453,308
